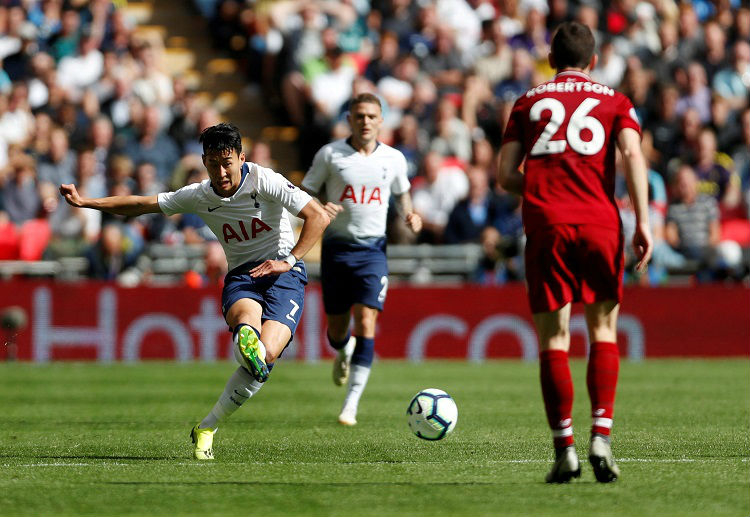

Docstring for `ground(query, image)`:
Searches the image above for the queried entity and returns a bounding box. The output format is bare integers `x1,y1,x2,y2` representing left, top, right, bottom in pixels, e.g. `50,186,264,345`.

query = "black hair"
550,22,595,70
199,123,243,156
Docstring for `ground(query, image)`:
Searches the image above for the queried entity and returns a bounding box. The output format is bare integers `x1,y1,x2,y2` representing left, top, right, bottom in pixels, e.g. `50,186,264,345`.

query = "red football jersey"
503,71,641,231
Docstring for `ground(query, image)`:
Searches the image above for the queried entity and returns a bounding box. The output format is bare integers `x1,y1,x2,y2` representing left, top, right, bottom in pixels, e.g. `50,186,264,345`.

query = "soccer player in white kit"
59,123,329,459
302,93,422,425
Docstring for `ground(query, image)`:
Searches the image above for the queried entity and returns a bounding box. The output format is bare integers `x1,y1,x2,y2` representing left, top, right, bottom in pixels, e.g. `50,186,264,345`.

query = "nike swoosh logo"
207,206,221,212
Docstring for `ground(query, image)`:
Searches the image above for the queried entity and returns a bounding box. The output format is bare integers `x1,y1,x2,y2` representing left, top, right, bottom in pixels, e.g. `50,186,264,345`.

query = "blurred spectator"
85,221,142,281
430,94,472,162
364,30,399,83
393,113,425,179
131,43,174,108
472,17,513,88
49,8,82,63
37,127,76,186
592,38,625,87
700,20,728,83
731,108,750,194
709,94,741,154
1,153,40,225
665,165,743,281
692,127,742,218
712,41,750,112
676,62,712,124
247,140,276,170
648,84,681,175
677,4,703,63
443,166,519,244
420,25,464,91
184,240,227,288
493,47,534,103
56,30,104,100
123,105,180,183
90,115,114,177
411,150,469,243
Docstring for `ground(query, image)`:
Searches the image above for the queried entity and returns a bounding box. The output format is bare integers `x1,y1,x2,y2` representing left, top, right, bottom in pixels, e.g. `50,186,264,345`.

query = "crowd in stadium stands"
0,0,748,286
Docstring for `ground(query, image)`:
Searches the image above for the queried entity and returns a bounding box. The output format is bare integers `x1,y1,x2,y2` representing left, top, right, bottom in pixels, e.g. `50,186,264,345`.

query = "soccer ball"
406,388,458,440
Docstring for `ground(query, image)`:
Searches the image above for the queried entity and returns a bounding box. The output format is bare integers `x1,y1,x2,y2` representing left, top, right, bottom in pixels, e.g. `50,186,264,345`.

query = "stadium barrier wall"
0,281,747,362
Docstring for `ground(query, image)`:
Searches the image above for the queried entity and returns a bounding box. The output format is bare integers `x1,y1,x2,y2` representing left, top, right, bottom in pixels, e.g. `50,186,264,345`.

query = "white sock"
341,363,371,414
199,366,264,429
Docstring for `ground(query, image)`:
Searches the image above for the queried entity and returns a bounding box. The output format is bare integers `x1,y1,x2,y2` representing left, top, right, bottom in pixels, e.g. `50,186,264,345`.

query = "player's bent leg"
259,319,293,364
326,312,355,387
225,299,269,382
338,305,378,426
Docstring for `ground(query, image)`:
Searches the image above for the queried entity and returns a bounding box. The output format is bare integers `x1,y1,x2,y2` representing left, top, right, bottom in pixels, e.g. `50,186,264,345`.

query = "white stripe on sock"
593,417,613,428
552,426,573,438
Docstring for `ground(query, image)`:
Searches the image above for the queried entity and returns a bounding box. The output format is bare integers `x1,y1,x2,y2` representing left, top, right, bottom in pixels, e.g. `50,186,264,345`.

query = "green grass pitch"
1,359,748,516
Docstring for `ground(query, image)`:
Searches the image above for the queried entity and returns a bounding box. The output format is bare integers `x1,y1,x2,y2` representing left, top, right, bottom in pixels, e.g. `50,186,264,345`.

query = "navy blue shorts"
221,260,307,336
320,238,388,315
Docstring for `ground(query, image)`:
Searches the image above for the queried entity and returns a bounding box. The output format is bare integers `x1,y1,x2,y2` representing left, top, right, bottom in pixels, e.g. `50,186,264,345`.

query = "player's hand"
632,222,653,274
323,202,343,220
249,259,291,278
405,212,422,233
59,184,85,208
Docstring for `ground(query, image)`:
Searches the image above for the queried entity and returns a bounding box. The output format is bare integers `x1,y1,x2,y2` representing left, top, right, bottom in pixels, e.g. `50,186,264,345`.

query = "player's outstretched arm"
394,192,422,234
59,184,162,216
617,128,653,273
497,141,525,196
249,199,330,278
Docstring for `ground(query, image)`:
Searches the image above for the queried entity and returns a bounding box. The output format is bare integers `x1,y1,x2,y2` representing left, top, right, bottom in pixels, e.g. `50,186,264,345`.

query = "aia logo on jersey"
222,219,271,243
339,185,382,205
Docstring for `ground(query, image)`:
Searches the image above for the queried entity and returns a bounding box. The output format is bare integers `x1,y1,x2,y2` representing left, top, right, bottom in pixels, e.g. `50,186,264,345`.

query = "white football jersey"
158,162,312,271
302,139,410,243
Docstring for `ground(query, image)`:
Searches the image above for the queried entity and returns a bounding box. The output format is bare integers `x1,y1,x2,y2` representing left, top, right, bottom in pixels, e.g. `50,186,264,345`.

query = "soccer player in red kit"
497,22,653,483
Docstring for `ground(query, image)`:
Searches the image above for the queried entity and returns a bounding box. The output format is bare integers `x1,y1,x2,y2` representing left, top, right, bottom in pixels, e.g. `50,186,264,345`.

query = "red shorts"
524,223,624,314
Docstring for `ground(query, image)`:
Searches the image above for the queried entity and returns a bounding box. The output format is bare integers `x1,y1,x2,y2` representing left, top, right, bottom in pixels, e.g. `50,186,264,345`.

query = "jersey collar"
555,71,591,81
345,137,381,153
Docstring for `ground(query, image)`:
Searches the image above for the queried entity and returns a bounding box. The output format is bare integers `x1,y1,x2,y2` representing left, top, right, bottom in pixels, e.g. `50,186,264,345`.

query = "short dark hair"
550,22,595,70
199,123,243,156
349,93,382,111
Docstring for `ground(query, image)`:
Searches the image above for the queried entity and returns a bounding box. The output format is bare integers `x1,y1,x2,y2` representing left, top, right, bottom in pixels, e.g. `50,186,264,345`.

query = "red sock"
540,349,574,448
587,341,619,437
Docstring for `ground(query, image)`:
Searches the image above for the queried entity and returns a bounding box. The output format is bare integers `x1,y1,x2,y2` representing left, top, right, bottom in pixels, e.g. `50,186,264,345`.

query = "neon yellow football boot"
236,326,269,383
190,425,216,460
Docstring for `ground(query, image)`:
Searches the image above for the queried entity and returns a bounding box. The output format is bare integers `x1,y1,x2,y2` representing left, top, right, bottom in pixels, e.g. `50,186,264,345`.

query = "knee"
538,329,570,351
326,322,350,342
353,313,377,336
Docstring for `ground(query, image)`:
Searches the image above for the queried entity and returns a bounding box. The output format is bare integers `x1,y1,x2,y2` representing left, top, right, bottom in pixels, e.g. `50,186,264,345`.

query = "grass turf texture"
1,360,748,517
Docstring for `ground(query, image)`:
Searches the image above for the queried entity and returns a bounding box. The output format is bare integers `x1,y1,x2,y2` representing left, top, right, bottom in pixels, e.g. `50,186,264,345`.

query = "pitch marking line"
3,458,748,468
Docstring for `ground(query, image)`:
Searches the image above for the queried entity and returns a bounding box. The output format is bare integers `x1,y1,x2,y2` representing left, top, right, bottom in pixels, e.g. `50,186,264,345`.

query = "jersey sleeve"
301,145,330,194
157,182,203,215
391,151,411,195
613,94,641,137
501,98,526,149
256,166,313,216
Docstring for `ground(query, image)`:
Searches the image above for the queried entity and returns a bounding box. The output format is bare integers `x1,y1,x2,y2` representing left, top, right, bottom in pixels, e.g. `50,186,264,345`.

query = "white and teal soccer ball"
406,388,458,440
